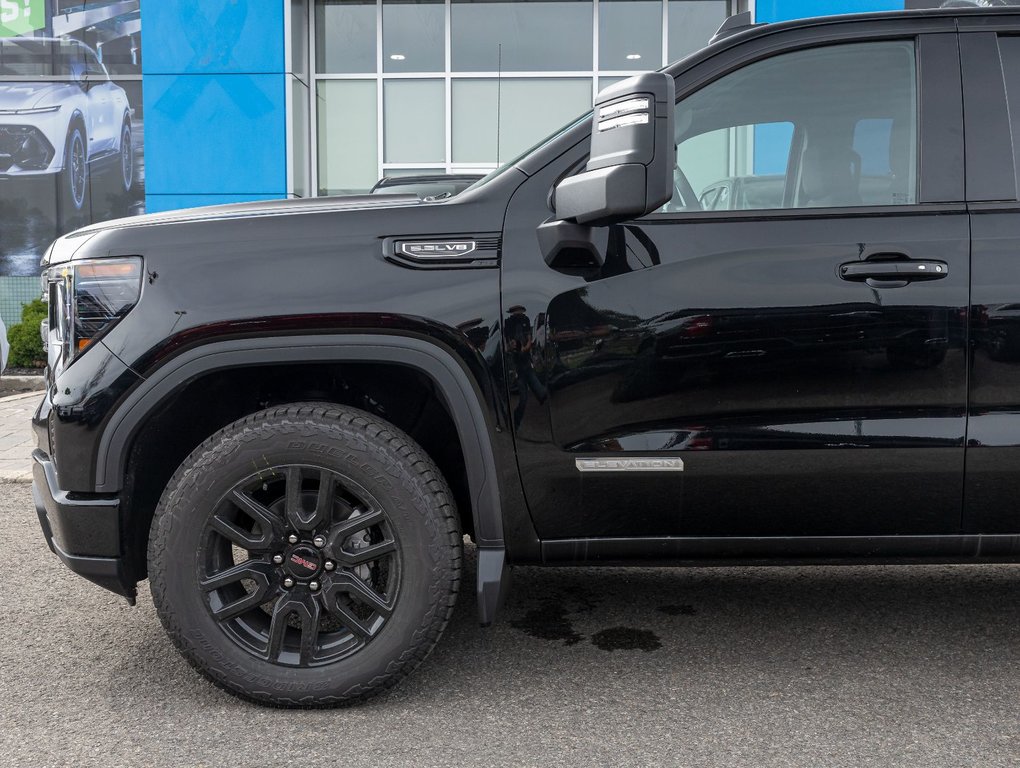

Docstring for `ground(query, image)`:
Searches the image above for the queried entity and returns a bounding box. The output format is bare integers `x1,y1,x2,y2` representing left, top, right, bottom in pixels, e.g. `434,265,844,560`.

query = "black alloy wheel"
148,403,462,706
200,465,400,667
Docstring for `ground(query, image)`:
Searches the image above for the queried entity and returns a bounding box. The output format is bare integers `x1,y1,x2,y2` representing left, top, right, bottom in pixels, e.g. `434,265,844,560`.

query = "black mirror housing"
554,72,675,226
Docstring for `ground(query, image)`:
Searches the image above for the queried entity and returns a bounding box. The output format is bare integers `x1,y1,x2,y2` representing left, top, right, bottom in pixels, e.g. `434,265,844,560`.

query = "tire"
119,116,133,192
147,403,462,707
59,122,87,212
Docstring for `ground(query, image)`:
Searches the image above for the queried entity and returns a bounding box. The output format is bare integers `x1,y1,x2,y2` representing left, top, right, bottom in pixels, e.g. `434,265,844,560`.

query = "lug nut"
283,577,295,588
324,560,335,571
287,534,299,544
272,554,284,565
313,535,326,548
309,581,320,592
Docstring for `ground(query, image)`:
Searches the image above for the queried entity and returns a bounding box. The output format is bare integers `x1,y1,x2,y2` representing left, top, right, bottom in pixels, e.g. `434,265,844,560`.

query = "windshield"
463,111,593,193
0,39,85,77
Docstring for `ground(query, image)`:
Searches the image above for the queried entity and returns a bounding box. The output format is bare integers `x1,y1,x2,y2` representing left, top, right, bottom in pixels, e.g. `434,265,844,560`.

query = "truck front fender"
96,333,512,624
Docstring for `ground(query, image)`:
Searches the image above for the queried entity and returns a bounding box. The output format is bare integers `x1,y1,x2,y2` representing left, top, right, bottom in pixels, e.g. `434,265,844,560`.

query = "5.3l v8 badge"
398,240,477,258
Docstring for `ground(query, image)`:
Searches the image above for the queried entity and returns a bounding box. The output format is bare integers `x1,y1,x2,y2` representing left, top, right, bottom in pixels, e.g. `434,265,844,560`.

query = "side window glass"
661,41,917,213
997,36,1020,195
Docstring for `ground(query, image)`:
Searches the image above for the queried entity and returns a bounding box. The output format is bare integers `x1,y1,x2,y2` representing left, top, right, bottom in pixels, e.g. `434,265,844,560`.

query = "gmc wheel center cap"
285,546,322,578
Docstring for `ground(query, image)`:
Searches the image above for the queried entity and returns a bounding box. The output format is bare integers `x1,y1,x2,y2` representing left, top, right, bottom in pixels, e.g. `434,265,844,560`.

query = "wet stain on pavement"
591,627,662,652
510,602,583,646
657,604,697,616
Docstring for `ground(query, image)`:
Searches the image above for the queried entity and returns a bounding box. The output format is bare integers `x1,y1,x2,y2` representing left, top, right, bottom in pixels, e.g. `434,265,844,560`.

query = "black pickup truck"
29,7,1020,705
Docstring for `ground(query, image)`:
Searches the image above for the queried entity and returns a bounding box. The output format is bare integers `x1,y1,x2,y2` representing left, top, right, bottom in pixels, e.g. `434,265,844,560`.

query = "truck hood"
43,194,424,266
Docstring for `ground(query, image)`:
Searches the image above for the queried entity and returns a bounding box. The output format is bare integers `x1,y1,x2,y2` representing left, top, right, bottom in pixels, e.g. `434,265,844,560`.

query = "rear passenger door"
960,21,1020,536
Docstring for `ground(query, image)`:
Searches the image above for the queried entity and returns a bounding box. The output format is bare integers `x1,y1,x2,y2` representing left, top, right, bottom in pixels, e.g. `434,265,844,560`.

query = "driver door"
502,27,969,544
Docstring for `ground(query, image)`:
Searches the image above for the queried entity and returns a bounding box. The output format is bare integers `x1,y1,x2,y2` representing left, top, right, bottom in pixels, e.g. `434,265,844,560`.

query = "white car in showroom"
0,37,133,211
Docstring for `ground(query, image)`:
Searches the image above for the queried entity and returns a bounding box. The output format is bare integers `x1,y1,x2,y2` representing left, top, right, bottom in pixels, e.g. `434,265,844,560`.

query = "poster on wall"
0,0,143,277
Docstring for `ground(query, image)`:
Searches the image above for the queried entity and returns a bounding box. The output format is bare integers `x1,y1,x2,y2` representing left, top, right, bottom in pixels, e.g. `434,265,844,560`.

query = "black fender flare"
95,333,511,623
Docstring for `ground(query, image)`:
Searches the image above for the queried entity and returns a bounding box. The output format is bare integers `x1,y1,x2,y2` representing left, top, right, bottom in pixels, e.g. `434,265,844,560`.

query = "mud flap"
477,546,511,626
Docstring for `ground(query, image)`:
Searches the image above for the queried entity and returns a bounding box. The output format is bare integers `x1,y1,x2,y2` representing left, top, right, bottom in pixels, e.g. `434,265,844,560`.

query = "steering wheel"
664,163,702,213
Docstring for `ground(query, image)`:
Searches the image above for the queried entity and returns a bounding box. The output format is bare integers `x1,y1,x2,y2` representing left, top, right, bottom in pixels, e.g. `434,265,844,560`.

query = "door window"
997,36,1020,196
663,41,918,213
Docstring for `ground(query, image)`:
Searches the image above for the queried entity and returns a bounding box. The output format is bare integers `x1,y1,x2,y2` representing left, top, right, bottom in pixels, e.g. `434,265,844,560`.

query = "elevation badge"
575,457,684,472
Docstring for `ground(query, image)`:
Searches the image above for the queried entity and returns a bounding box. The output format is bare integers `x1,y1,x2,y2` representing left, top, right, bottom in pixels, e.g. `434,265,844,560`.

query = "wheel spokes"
200,559,274,592
322,596,374,639
202,464,400,667
231,490,283,540
326,508,385,552
267,593,321,665
284,466,331,531
324,571,394,619
209,513,275,553
334,537,397,567
200,561,276,620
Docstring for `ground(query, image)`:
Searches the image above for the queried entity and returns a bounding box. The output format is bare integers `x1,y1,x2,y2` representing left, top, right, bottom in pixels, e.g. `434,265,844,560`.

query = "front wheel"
148,403,462,706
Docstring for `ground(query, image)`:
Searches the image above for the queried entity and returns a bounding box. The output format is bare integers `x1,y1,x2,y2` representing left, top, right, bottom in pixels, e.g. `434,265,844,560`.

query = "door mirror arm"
537,218,608,275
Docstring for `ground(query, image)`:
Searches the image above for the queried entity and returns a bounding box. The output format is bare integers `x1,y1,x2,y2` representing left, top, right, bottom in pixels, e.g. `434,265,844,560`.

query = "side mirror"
553,72,675,226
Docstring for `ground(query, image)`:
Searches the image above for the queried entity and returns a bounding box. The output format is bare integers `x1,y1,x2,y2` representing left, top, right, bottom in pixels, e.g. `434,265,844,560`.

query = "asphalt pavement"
1,480,1018,767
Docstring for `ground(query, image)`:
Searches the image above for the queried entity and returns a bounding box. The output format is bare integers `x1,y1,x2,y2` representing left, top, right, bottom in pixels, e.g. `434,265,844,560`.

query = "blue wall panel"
142,0,288,212
142,0,286,75
143,73,287,196
756,0,904,23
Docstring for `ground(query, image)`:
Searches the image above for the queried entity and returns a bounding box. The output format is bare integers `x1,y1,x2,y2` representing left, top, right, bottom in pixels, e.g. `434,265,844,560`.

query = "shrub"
6,298,47,369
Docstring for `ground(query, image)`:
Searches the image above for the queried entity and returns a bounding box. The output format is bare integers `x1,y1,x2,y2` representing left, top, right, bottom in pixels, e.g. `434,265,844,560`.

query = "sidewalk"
0,391,41,482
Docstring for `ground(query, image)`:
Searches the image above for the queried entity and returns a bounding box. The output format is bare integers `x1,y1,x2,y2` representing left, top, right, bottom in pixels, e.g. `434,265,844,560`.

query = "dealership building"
0,0,925,329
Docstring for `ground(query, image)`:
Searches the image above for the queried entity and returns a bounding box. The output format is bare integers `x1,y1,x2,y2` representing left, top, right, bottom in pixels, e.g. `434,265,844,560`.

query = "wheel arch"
100,334,502,540
98,334,511,623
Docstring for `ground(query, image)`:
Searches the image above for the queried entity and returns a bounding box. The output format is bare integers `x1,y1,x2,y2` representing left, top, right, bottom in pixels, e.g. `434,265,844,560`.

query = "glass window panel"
384,79,445,163
452,80,498,162
317,80,378,194
996,37,1020,195
668,1,728,64
315,0,376,74
598,76,625,95
451,1,593,72
291,78,310,197
599,1,661,70
453,78,591,164
384,0,445,72
665,42,917,212
291,0,309,80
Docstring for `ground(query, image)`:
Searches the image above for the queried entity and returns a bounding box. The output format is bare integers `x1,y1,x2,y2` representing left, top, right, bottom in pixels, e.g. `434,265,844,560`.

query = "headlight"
0,105,60,115
44,257,142,373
